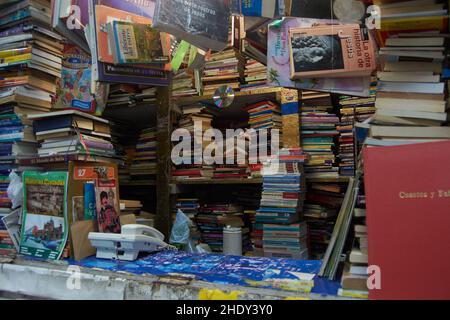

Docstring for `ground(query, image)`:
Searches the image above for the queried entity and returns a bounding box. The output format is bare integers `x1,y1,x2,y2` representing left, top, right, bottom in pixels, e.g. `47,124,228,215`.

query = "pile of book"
129,127,157,182
263,222,309,260
245,100,282,178
172,70,199,98
301,96,340,180
202,49,241,96
213,165,249,180
337,79,377,176
304,183,346,259
256,148,309,259
0,210,16,256
245,100,282,131
368,32,450,144
339,190,369,300
26,110,118,166
240,58,268,92
0,0,65,174
107,85,158,108
195,203,248,253
172,105,215,181
245,209,264,256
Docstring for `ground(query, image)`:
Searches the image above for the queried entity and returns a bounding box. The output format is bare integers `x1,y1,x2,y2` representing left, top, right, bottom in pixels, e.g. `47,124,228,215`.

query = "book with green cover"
108,20,169,65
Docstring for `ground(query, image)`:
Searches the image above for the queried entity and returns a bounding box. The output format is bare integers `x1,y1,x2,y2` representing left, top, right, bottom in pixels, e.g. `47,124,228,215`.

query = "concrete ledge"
1,259,342,300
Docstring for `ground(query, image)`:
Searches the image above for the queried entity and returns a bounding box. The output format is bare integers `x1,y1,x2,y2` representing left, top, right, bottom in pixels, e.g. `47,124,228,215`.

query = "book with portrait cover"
152,0,231,52
95,178,121,234
289,24,376,79
364,141,450,300
108,21,169,65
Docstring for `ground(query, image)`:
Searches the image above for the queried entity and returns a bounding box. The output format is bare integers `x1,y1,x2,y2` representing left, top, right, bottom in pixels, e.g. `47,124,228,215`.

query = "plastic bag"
169,209,193,246
7,171,23,209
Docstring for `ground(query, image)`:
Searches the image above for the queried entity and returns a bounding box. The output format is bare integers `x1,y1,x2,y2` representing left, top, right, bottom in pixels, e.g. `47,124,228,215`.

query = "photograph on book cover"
290,34,344,73
20,171,69,260
95,179,120,234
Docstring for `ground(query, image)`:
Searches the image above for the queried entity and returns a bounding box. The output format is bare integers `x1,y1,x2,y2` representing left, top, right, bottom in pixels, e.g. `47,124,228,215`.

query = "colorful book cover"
109,21,168,65
99,0,156,19
95,179,121,233
240,0,278,18
20,171,69,260
289,24,376,78
54,44,96,113
95,5,152,64
83,181,96,220
267,17,371,96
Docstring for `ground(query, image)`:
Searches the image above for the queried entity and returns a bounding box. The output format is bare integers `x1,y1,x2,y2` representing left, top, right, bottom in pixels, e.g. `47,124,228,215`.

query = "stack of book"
175,198,200,221
172,70,199,98
172,105,215,181
240,58,268,92
245,101,282,131
368,32,450,144
301,96,340,180
107,85,158,108
304,183,346,259
245,209,264,256
0,210,15,256
339,194,369,299
25,110,119,165
0,175,12,212
0,0,64,173
245,100,282,178
129,127,157,183
263,222,309,260
195,203,247,253
213,165,249,180
256,148,309,259
202,49,241,96
336,121,356,177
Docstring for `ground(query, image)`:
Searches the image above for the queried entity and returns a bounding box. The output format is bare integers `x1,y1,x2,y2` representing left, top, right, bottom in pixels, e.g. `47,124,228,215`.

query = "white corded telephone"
88,225,175,261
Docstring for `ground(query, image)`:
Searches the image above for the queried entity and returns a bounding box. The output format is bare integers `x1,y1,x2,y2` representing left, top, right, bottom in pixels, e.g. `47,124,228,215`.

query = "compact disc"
213,85,235,108
333,0,366,23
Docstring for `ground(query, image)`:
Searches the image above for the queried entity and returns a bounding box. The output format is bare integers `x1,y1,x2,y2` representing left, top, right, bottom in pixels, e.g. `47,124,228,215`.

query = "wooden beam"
155,86,172,238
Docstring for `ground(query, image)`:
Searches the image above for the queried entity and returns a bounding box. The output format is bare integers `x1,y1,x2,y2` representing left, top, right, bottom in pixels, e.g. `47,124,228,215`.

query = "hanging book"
152,0,230,52
289,24,376,79
54,44,96,113
20,171,69,260
108,21,169,65
95,179,121,234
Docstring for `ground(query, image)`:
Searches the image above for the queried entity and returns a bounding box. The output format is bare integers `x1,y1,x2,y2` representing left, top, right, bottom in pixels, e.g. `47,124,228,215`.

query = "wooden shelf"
306,177,352,183
120,181,157,187
171,178,263,185
173,87,284,107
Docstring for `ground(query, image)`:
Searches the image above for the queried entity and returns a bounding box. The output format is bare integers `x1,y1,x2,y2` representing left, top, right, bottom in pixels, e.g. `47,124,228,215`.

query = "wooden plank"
156,86,173,238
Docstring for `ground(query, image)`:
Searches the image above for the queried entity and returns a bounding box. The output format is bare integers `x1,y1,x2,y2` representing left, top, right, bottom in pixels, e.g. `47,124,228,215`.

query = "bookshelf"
171,178,263,185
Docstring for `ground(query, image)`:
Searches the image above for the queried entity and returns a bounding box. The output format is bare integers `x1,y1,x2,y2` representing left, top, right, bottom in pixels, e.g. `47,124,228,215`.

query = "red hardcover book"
364,141,450,300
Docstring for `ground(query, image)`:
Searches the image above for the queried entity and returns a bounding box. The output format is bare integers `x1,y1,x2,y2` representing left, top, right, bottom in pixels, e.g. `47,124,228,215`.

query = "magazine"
20,172,69,260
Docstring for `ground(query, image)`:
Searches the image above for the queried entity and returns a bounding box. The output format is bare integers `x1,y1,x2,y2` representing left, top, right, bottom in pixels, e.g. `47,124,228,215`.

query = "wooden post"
156,86,172,238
